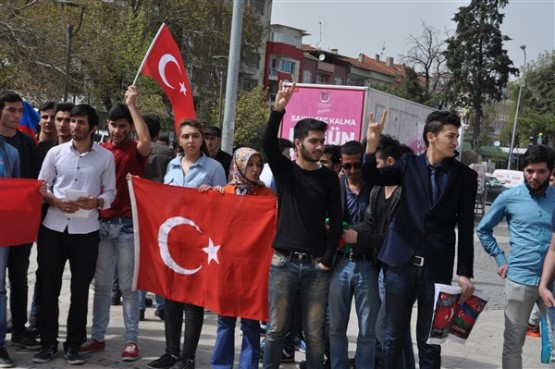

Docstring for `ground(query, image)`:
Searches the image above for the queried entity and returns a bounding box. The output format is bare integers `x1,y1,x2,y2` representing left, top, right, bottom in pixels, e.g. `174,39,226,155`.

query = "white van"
492,169,524,188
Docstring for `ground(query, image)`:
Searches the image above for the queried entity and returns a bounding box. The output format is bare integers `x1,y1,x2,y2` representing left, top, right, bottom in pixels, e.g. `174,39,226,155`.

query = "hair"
340,140,363,156
323,144,341,165
293,118,327,141
376,134,403,161
400,143,414,156
39,101,56,113
423,111,461,147
108,102,133,125
277,138,293,152
157,135,170,145
521,145,555,171
71,104,99,128
177,119,208,155
0,91,23,112
54,102,75,114
143,113,161,140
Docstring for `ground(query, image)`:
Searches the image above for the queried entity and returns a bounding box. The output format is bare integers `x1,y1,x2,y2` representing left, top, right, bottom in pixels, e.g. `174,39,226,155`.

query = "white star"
179,82,187,96
202,238,220,264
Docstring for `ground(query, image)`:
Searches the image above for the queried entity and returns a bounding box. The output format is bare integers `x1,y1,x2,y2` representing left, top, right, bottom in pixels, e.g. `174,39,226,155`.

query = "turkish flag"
0,178,42,247
129,177,277,321
139,24,196,137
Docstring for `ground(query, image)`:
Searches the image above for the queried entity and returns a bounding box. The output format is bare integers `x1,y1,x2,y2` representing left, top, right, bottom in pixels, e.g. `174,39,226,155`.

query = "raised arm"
365,111,387,154
125,85,151,157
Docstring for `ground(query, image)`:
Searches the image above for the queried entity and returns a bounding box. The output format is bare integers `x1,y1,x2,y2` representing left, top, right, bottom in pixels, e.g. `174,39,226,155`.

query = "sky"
271,0,555,71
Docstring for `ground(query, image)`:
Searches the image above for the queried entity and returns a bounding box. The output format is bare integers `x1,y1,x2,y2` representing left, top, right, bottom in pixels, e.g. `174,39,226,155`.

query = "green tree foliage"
444,0,518,149
390,66,425,103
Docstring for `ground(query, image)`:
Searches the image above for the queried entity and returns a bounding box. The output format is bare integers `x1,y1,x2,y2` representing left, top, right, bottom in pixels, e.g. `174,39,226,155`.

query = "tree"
444,0,518,149
390,66,425,103
402,22,449,107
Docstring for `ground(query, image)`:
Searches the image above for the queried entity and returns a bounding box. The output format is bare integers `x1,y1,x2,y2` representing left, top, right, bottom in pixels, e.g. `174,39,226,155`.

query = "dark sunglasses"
342,162,362,170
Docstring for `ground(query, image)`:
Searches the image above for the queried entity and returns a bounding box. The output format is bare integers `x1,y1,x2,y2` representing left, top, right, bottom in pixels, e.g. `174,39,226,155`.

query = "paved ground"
4,209,551,368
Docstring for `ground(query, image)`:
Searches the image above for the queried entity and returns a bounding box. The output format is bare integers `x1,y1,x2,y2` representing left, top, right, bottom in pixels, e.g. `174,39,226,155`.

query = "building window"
249,0,265,15
334,77,342,85
269,57,277,75
303,70,313,83
317,74,326,84
280,60,295,74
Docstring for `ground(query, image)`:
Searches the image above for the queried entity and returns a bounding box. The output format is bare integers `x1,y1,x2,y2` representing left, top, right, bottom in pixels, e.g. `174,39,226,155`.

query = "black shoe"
140,310,145,321
32,344,58,363
281,348,295,363
0,347,14,368
169,358,195,369
299,360,306,369
111,294,121,306
145,297,154,307
64,345,85,365
11,331,41,350
155,309,165,320
147,353,178,369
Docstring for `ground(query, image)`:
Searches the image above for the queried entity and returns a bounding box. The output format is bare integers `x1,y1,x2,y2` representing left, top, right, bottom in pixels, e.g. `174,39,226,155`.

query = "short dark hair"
0,91,22,112
108,103,133,124
71,104,99,128
521,145,555,171
376,134,403,161
143,114,161,140
39,101,56,113
54,102,75,114
323,144,341,165
277,138,293,152
340,140,363,156
157,135,170,145
293,118,327,141
423,111,461,147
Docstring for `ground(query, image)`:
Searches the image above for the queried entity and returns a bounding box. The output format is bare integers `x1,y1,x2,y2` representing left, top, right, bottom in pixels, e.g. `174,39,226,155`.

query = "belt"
340,251,373,261
277,250,314,261
409,255,424,267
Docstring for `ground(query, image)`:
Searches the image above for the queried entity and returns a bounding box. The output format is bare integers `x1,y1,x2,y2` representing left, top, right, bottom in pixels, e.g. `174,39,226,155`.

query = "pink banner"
279,85,366,146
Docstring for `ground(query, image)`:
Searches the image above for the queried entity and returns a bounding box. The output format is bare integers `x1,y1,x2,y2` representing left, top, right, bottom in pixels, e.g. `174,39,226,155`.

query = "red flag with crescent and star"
0,178,42,247
137,24,196,137
128,177,277,321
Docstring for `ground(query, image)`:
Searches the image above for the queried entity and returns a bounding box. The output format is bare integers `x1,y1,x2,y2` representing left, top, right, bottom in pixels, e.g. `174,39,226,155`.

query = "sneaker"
32,344,58,363
155,308,165,321
169,358,195,369
294,337,306,353
78,338,105,354
281,348,295,363
526,324,541,337
11,331,41,350
147,353,178,369
121,342,139,362
64,346,85,365
0,347,14,368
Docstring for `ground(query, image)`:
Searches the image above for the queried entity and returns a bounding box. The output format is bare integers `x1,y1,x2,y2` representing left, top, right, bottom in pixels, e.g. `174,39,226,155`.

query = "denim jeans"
92,218,139,344
382,264,447,369
263,251,329,369
0,247,10,347
328,257,380,369
503,278,544,369
139,290,165,312
211,315,260,369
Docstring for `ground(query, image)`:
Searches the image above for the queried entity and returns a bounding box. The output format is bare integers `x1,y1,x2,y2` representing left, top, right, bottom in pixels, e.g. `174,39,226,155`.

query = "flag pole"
132,23,166,86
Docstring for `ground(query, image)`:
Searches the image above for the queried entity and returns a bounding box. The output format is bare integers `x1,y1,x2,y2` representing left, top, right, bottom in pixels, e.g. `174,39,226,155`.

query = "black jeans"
164,299,204,360
8,242,32,334
37,226,99,348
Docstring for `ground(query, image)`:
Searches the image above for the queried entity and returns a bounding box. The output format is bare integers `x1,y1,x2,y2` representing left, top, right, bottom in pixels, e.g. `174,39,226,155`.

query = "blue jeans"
328,257,380,369
382,264,447,369
262,251,329,369
211,315,260,369
92,218,139,344
0,247,9,347
139,290,165,311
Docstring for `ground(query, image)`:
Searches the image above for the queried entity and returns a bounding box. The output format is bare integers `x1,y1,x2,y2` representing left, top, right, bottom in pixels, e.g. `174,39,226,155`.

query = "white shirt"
39,141,116,234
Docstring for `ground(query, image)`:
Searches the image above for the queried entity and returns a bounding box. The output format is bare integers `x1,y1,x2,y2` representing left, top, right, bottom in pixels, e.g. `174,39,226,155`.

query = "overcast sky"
271,0,555,71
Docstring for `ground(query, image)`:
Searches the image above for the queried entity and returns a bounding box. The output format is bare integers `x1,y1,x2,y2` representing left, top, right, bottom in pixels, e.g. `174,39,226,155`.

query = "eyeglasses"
342,162,362,170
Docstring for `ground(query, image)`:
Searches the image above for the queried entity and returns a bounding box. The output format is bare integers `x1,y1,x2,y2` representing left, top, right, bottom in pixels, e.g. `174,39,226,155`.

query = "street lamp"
212,55,228,127
54,0,85,102
507,45,526,170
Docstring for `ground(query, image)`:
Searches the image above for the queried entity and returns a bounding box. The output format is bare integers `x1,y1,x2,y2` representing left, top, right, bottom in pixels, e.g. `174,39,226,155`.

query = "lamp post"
507,45,526,170
212,55,228,127
54,0,85,102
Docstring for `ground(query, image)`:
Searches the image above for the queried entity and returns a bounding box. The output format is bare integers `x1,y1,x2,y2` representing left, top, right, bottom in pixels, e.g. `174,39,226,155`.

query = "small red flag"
129,177,277,321
138,24,196,137
0,178,42,247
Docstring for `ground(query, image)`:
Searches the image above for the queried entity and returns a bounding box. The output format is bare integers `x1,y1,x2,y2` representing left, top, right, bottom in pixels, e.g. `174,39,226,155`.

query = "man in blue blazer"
362,110,477,369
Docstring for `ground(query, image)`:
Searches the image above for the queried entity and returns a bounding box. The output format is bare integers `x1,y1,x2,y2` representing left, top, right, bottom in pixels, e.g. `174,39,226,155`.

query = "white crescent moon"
158,54,181,90
158,216,202,275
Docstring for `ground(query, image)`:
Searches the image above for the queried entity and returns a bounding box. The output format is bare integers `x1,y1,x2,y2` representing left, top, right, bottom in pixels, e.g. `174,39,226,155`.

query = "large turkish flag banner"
139,23,196,136
0,178,42,247
129,177,277,321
